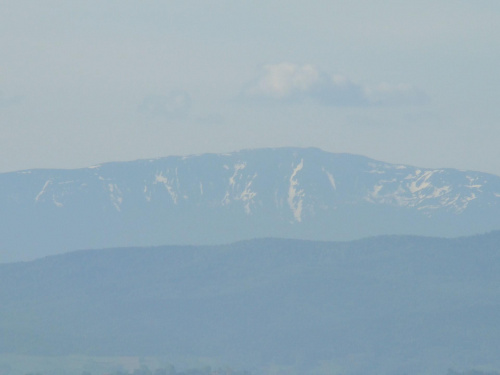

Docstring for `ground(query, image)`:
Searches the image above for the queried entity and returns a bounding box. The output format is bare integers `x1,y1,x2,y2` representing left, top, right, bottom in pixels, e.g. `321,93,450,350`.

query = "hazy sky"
1,1,499,175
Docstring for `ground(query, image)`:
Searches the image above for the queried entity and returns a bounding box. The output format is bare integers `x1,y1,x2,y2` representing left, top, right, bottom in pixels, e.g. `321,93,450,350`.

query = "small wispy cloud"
246,63,322,99
243,63,428,107
364,83,429,106
138,91,192,119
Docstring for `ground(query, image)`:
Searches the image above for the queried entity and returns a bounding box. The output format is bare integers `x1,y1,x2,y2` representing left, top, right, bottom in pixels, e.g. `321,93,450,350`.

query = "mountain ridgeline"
1,233,500,375
1,147,500,261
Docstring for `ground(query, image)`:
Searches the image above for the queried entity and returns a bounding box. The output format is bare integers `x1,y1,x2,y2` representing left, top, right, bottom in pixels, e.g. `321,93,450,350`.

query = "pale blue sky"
1,1,499,174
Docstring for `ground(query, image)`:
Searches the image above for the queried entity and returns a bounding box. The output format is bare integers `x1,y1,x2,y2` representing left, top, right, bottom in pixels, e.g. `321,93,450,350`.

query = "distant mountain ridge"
1,147,500,261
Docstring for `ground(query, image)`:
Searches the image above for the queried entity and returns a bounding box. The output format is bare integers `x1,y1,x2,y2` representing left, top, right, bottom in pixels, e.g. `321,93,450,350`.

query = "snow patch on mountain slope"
222,175,259,213
222,163,245,205
371,184,383,197
322,168,336,190
144,185,151,202
366,179,397,203
154,171,178,204
229,163,246,187
52,196,63,207
363,166,488,214
34,180,67,208
35,180,52,202
407,170,435,193
108,183,123,211
240,174,258,214
466,176,482,189
288,159,305,222
222,163,257,214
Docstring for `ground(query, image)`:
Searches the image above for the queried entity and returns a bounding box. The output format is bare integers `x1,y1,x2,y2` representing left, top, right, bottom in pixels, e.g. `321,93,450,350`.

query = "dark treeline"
106,366,250,375
22,368,500,375
448,370,500,375
25,365,250,375
105,369,499,375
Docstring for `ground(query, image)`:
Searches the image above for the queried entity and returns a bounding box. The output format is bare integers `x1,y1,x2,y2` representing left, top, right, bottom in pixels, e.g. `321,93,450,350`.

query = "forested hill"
1,232,500,375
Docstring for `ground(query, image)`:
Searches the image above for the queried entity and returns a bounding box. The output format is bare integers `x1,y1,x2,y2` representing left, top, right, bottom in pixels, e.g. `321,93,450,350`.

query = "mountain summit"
1,147,499,261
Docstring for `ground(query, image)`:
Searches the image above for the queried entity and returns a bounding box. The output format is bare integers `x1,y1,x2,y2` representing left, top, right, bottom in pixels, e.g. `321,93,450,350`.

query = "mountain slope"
1,233,500,374
1,147,500,261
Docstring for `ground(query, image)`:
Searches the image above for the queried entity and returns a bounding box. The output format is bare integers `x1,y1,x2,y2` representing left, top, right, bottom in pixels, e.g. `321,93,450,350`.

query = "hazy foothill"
2,233,500,375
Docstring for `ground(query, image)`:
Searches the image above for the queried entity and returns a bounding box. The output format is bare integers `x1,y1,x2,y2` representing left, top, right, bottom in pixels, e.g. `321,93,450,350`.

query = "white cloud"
244,63,428,107
247,63,320,99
